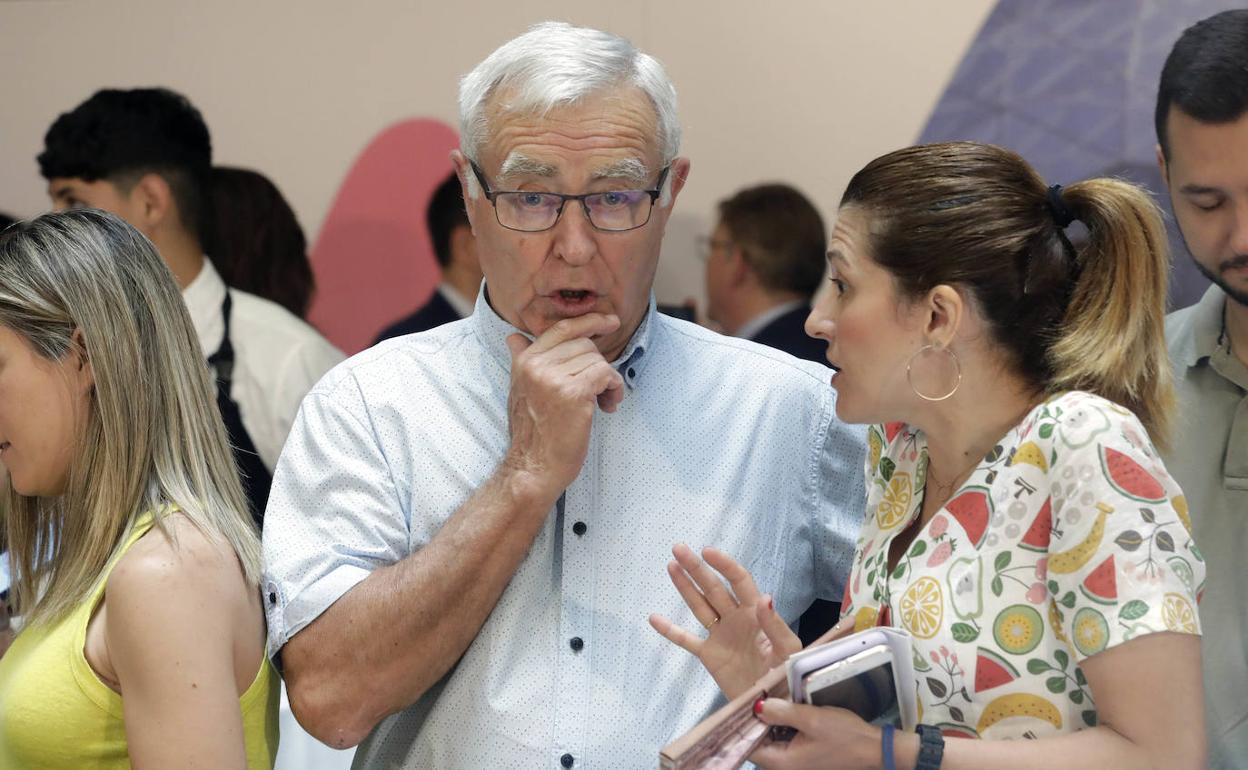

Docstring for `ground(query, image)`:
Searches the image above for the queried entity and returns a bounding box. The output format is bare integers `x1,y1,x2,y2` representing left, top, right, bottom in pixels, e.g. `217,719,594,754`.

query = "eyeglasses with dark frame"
470,160,671,233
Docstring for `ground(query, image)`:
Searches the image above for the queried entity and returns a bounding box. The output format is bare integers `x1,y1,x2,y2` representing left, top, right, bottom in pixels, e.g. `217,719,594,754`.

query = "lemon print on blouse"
1073,607,1109,656
1162,593,1197,634
992,604,1043,655
876,471,913,530
900,576,943,639
853,605,880,633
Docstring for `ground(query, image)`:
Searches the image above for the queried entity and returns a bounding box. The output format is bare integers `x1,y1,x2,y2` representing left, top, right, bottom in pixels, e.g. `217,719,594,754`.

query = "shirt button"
569,636,584,652
268,592,277,605
627,367,636,378
561,753,575,768
572,521,587,536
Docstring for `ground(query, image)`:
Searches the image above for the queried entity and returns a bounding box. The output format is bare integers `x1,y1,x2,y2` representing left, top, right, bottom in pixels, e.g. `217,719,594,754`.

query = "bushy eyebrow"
498,153,557,182
590,158,650,185
496,154,653,188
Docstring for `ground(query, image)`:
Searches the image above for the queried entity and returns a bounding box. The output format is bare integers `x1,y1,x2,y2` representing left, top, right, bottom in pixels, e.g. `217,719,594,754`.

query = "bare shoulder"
106,513,251,622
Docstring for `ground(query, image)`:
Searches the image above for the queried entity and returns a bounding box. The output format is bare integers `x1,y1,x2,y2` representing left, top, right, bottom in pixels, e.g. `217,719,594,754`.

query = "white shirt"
182,260,344,471
262,289,866,769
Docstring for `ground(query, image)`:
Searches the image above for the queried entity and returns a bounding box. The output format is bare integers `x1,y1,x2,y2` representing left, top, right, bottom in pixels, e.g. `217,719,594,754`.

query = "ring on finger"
707,615,721,628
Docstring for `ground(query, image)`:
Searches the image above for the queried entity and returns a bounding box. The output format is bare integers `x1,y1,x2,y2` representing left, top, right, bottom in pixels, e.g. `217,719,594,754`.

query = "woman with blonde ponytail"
652,142,1206,769
0,209,278,768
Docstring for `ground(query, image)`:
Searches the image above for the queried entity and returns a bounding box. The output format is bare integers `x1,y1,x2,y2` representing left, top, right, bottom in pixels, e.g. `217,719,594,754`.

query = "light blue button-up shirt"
262,289,866,769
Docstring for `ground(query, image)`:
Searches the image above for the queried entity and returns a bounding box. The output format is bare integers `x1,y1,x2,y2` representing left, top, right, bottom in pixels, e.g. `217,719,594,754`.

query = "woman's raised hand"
648,544,802,698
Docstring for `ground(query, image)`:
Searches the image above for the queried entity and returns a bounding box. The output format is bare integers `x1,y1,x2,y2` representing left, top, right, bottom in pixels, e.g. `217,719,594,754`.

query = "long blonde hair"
840,141,1174,448
0,209,259,626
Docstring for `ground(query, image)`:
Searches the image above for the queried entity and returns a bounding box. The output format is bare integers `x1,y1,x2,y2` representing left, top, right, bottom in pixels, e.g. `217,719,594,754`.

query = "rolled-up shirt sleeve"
261,370,407,658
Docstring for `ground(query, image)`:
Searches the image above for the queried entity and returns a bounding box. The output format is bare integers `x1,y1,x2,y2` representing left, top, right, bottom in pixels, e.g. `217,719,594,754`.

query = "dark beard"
1175,226,1248,308
1190,255,1248,308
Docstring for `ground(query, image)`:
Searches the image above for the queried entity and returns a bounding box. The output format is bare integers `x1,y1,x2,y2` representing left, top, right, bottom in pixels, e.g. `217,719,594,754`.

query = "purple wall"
919,0,1242,310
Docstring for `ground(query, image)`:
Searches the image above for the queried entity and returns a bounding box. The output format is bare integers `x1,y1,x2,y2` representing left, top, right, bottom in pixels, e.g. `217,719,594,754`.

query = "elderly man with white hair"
262,21,865,769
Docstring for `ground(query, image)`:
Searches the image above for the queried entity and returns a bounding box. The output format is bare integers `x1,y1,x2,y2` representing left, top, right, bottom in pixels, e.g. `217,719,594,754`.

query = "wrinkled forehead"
479,85,662,167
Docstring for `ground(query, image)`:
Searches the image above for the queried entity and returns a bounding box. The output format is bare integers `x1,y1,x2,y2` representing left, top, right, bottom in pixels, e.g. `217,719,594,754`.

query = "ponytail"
1048,180,1174,449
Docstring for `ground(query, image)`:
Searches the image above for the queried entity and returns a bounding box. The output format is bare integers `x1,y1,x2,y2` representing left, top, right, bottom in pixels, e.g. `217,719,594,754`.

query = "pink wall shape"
308,118,460,354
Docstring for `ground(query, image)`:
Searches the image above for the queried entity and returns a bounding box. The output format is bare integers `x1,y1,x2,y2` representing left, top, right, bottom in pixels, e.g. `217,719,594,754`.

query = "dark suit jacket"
374,289,463,344
749,304,829,367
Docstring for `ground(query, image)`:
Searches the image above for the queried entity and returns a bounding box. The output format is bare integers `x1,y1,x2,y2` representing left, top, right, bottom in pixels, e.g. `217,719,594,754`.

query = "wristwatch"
914,724,945,769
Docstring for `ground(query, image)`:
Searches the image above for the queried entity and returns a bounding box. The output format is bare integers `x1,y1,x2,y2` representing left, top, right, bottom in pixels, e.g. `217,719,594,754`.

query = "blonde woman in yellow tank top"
0,210,278,768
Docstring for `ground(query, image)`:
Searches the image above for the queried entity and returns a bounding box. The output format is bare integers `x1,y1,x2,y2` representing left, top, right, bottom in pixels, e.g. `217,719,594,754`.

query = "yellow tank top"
0,510,279,768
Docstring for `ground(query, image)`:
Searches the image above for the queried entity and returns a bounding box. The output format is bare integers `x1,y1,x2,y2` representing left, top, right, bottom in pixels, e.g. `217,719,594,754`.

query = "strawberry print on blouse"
839,391,1204,739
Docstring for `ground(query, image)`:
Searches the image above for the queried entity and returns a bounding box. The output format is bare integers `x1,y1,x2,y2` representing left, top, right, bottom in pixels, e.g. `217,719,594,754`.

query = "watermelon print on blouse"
839,391,1204,740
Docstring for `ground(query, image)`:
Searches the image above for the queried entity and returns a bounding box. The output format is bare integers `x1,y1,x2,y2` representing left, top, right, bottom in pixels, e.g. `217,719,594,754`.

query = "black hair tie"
1046,184,1075,229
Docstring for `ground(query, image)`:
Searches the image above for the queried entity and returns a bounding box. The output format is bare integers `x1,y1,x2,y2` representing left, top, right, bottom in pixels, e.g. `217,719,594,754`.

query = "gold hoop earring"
907,344,961,401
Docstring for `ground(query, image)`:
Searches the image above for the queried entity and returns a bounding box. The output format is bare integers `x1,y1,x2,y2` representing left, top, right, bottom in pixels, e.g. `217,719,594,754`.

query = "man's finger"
597,375,624,413
527,313,620,355
506,332,532,360
553,350,613,380
648,613,704,656
703,546,761,605
577,361,624,407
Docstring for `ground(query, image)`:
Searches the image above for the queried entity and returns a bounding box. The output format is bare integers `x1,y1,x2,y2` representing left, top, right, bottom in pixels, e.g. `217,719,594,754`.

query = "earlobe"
1155,144,1169,187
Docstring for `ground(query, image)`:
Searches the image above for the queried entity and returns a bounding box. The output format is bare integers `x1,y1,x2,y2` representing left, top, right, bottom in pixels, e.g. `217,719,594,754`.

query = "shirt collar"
1175,284,1228,368
469,283,656,390
736,299,807,341
181,258,227,351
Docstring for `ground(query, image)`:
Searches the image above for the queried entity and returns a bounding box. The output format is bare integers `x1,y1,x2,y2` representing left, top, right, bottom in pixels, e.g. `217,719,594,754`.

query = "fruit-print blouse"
839,391,1205,740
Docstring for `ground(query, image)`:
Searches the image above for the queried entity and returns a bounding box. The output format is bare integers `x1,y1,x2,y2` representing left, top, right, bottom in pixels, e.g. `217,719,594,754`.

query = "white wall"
0,0,995,306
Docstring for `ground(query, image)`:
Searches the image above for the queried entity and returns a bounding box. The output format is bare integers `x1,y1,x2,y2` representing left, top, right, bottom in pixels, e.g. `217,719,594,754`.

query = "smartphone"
801,644,898,724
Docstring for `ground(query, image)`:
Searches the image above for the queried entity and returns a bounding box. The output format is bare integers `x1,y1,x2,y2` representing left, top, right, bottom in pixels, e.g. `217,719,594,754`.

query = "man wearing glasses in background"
262,22,865,769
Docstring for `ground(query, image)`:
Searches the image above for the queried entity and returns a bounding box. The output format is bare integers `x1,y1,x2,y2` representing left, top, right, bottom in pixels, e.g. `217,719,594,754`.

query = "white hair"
459,21,681,202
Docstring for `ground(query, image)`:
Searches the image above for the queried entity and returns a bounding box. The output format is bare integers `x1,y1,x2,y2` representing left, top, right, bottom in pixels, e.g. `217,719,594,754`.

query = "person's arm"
280,313,624,749
106,523,260,770
751,631,1205,770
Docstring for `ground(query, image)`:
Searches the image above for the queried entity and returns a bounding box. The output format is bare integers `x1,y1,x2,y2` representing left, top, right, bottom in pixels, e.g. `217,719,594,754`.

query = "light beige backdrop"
0,0,995,309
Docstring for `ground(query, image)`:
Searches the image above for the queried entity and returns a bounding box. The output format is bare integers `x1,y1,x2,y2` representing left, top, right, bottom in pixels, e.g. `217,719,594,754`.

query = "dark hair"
428,173,469,268
1156,9,1248,159
841,141,1173,446
0,212,16,231
38,88,212,242
717,183,826,298
205,167,314,318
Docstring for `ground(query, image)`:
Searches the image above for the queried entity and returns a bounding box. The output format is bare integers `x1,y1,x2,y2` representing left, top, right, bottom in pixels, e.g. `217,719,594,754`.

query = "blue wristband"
881,723,897,770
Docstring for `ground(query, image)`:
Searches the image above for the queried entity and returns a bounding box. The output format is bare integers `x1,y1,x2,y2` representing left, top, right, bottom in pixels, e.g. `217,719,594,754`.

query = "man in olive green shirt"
1156,11,1248,768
